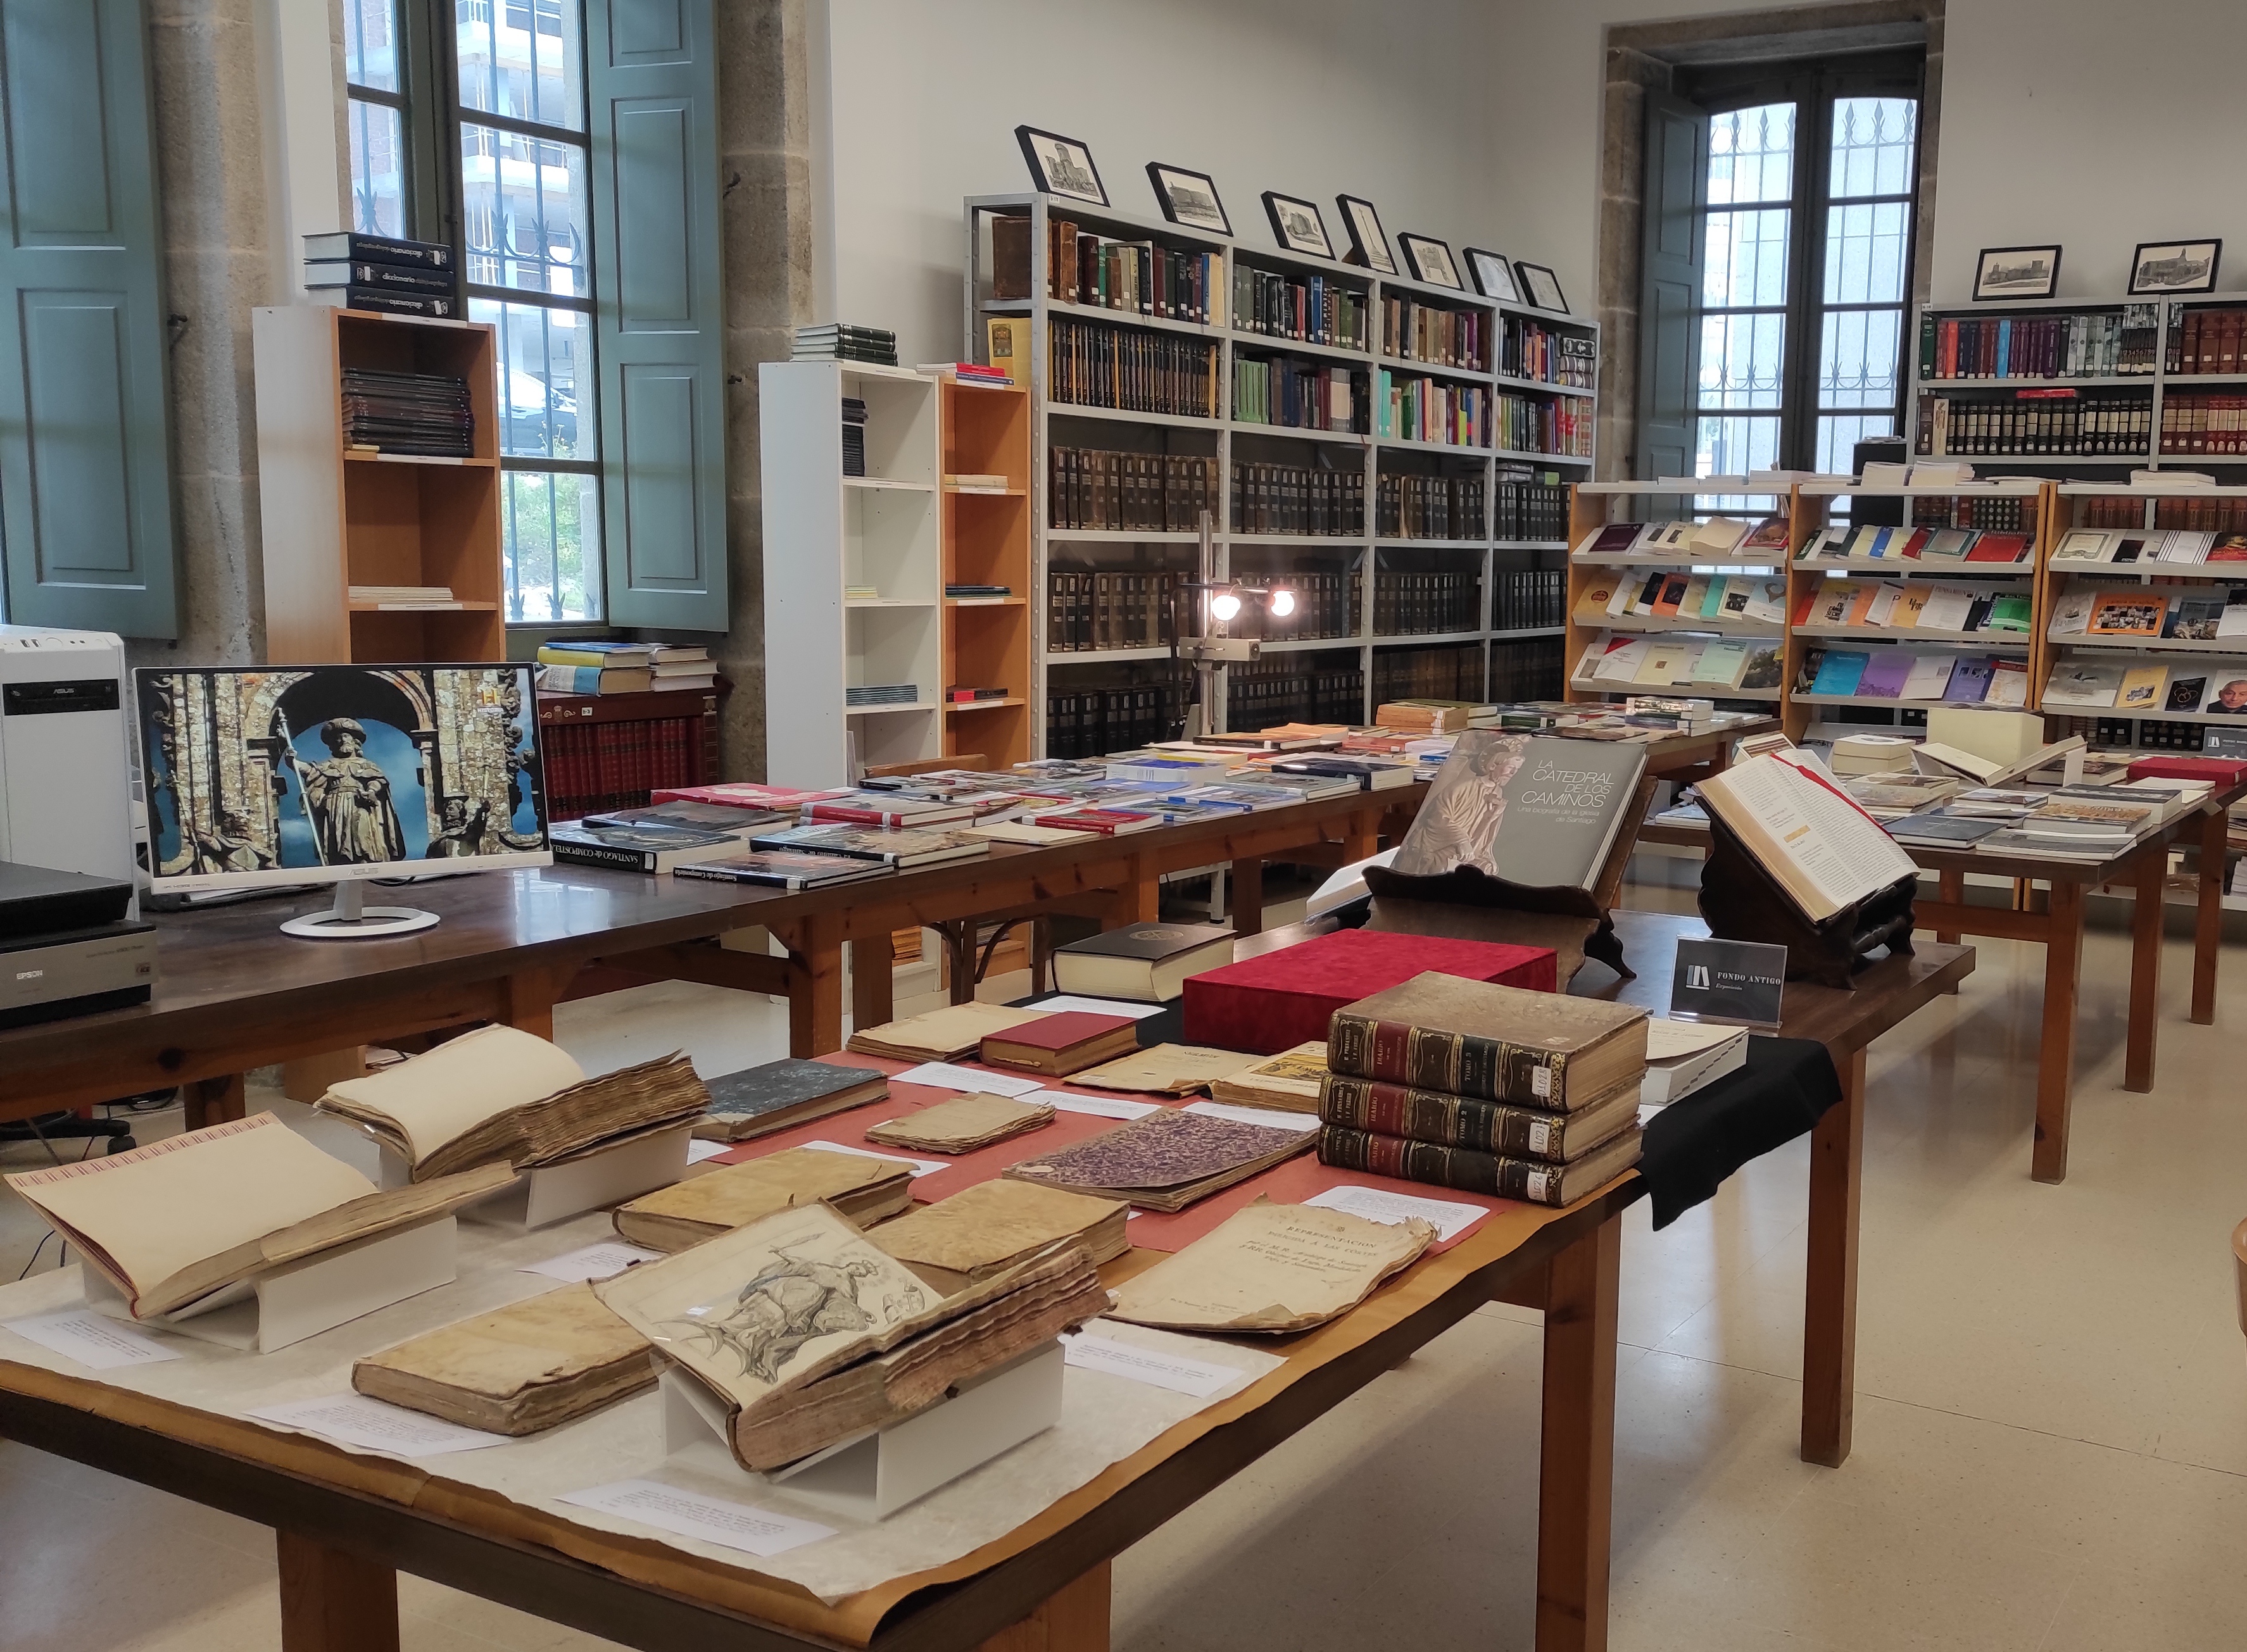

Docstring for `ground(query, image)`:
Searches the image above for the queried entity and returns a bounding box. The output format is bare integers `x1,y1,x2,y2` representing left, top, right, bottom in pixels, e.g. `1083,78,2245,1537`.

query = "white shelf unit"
760,361,945,785
965,191,1594,749
1911,294,2247,472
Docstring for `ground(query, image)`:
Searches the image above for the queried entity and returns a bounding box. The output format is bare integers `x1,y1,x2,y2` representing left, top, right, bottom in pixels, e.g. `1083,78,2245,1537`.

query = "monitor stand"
279,878,441,940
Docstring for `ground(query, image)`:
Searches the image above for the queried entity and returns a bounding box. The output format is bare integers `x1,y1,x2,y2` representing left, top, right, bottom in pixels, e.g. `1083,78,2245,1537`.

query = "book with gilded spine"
1325,972,1647,1108
1318,1122,1644,1206
1317,1072,1642,1163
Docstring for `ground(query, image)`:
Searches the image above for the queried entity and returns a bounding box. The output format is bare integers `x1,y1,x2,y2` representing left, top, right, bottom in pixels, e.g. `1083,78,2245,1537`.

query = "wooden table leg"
2033,882,2086,1184
1230,856,1264,937
946,922,978,1006
1339,808,1380,861
1802,1046,1865,1468
2125,844,2165,1093
277,1530,398,1652
1535,1210,1619,1652
1109,857,1160,925
503,965,572,1041
182,1073,246,1130
2194,807,2225,1025
976,1559,1111,1650
1935,869,1964,946
851,934,894,1036
778,914,844,1058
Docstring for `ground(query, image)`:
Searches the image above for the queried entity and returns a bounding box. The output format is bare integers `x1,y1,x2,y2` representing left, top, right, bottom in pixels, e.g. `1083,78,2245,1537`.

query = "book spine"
1325,1009,1570,1104
1319,1074,1574,1160
551,839,659,872
1318,1125,1568,1205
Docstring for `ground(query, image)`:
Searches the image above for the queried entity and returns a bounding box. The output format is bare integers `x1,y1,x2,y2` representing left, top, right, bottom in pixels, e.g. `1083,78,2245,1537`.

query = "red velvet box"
1181,928,1558,1055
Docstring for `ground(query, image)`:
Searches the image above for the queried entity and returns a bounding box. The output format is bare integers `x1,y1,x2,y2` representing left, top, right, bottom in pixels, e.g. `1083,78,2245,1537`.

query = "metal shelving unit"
965,191,1595,748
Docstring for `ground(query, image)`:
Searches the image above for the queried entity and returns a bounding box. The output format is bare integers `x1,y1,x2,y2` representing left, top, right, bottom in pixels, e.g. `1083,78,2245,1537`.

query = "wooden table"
1632,786,2239,1183
0,787,1417,1129
0,1172,1636,1652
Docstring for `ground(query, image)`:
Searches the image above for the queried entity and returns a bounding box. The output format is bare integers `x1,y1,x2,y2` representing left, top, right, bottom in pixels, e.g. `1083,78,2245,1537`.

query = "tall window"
455,0,601,623
1685,58,1922,483
344,1,408,237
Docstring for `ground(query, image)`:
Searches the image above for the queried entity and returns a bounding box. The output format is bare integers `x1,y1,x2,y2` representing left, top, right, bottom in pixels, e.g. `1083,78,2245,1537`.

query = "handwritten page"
518,1241,662,1283
1306,1184,1489,1244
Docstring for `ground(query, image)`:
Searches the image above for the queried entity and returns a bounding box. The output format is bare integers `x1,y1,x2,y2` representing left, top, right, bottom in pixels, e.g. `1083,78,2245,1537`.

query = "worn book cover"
862,1091,1055,1154
845,1000,1050,1061
1069,1042,1262,1096
1325,972,1647,1108
1318,1122,1644,1206
1105,1199,1433,1334
1207,1042,1330,1114
694,1059,889,1142
1388,730,1648,889
1004,1107,1316,1211
871,1180,1129,1294
1318,1072,1640,1163
612,1146,914,1251
352,1282,658,1436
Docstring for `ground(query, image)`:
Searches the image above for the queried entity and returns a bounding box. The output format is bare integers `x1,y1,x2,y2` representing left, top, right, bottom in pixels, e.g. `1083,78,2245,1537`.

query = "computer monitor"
134,664,551,938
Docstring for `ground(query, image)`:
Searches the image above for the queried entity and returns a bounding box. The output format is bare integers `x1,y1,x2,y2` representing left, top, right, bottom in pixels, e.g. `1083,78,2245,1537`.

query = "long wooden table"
1240,908,1972,1470
0,787,1414,1130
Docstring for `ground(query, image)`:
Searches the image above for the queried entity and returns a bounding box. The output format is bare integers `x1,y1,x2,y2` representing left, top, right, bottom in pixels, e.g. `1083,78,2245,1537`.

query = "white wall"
821,0,1513,366
1482,0,2247,311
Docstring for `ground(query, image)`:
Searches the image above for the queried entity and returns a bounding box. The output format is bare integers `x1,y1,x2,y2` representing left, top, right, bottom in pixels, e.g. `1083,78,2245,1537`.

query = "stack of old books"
1316,973,1648,1206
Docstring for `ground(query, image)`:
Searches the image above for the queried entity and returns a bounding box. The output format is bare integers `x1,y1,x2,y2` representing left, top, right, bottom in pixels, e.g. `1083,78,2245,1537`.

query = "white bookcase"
760,361,944,786
964,191,1596,751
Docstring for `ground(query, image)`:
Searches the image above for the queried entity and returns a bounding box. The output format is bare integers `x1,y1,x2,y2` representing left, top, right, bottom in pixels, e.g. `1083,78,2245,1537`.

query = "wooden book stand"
1697,811,1915,989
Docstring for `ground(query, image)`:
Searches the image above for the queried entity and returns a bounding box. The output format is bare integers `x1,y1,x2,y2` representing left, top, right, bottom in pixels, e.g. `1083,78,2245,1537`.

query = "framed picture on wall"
1516,261,1569,313
1463,247,1521,303
1015,125,1108,207
2129,239,2222,296
1973,245,2061,301
1262,192,1334,260
1147,163,1230,236
1398,234,1461,289
1335,195,1395,274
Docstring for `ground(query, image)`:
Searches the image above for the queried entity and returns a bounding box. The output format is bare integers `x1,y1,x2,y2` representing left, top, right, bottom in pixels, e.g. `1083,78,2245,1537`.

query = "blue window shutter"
0,0,178,637
587,0,727,632
1636,92,1709,485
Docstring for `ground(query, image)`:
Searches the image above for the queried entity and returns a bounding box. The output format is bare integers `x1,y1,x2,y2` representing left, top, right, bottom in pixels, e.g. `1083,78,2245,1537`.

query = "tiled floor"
3,882,2243,1650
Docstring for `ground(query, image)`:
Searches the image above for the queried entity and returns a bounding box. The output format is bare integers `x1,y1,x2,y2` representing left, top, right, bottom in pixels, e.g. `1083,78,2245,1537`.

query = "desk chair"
0,1092,165,1161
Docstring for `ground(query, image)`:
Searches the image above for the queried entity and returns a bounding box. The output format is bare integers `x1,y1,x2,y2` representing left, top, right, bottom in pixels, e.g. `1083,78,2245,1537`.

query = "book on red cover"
1964,532,2029,563
979,1011,1140,1076
1182,929,1556,1056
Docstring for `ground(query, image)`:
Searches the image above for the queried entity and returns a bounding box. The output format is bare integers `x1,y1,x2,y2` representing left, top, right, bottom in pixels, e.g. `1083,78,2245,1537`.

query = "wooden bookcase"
536,684,727,818
252,305,503,663
941,378,1033,767
964,191,1594,753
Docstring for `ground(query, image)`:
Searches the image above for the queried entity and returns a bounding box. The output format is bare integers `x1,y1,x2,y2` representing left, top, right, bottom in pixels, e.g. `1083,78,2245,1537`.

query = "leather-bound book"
1326,972,1647,1109
353,1282,657,1435
613,1147,912,1251
1318,1122,1644,1206
1318,1072,1640,1163
979,1011,1141,1077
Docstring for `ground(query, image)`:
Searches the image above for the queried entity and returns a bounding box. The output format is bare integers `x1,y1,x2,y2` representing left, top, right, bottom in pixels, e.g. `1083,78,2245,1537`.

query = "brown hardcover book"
352,1282,658,1436
991,214,1032,299
1318,1072,1640,1163
1325,973,1647,1108
870,1179,1129,1294
612,1146,913,1251
1318,1122,1644,1206
979,1011,1140,1076
1207,1041,1328,1115
863,1091,1055,1154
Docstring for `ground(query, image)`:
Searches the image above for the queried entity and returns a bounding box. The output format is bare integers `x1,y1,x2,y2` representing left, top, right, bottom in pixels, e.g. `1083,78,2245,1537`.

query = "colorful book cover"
2087,591,2170,635
1690,641,1751,686
1986,594,2034,632
1890,584,1934,627
1739,646,1785,691
1856,652,1914,698
2115,665,2168,711
1943,659,1996,702
1810,650,1872,696
1986,659,2031,708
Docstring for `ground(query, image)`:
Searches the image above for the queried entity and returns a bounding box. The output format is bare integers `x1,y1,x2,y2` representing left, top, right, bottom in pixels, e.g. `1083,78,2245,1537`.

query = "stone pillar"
1595,47,1670,485
717,0,821,782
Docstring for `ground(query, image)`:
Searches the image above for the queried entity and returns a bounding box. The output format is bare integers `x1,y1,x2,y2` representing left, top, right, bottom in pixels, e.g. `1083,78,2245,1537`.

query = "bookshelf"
1911,294,2247,473
536,684,726,818
760,361,944,787
252,306,503,663
940,377,1034,767
964,192,1594,751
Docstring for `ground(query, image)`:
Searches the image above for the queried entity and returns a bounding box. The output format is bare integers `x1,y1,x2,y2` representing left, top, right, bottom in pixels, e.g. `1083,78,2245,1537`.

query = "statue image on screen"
293,716,409,864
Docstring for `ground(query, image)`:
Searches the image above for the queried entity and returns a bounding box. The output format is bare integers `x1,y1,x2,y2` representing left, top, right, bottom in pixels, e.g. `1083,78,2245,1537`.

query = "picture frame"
1516,260,1569,313
1145,163,1230,237
1335,194,1395,275
1397,234,1461,289
1014,125,1107,208
1463,247,1521,303
1261,192,1333,260
2129,239,2222,296
1973,244,2061,301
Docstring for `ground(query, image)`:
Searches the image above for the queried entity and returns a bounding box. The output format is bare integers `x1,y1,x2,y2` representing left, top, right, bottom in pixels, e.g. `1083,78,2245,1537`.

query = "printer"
0,861,154,1029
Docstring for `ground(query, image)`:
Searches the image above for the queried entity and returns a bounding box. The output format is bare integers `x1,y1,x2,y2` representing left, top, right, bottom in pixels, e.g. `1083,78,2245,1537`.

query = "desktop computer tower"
0,627,137,896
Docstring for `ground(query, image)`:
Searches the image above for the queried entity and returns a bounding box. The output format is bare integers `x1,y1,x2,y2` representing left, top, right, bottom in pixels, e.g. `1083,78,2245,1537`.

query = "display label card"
560,1479,833,1557
1670,937,1787,1029
684,1139,730,1165
1181,1100,1320,1134
3,1310,181,1370
1060,1331,1238,1397
1042,1091,1161,1121
1304,1184,1489,1244
891,1062,1048,1097
519,1241,663,1283
1023,994,1168,1020
798,1139,949,1177
248,1393,507,1457
2204,728,2247,759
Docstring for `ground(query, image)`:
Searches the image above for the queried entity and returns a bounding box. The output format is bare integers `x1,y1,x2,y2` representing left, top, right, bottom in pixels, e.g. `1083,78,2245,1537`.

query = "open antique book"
596,1203,1108,1470
4,1114,510,1319
317,1024,710,1180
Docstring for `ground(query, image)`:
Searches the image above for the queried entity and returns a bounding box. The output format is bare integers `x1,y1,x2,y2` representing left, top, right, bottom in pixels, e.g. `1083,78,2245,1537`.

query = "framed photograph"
1261,192,1333,260
1516,260,1569,313
1335,194,1395,275
1145,163,1230,237
1397,234,1461,289
1014,125,1107,208
1463,247,1521,303
2130,239,2222,296
1973,244,2061,301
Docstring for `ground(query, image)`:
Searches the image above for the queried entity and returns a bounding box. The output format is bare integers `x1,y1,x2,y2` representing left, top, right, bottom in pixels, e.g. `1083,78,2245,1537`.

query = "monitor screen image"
135,664,551,894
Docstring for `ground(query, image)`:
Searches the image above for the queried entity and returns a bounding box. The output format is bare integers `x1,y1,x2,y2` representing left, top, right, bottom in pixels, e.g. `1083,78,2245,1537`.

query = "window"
344,1,409,237
455,0,601,623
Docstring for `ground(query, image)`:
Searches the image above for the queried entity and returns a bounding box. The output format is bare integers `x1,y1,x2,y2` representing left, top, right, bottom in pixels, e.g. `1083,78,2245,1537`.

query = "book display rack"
940,377,1035,768
1912,295,2247,472
965,192,1597,751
